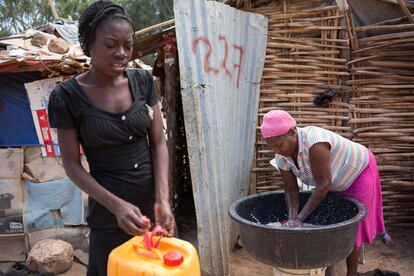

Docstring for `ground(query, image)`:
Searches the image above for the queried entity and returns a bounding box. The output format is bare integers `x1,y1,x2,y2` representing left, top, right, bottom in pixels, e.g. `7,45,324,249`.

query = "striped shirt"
272,126,369,192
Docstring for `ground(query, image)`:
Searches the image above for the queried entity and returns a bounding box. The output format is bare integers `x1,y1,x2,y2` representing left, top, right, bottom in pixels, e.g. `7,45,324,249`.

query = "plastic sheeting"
49,20,79,45
349,0,407,27
23,177,83,232
0,72,43,146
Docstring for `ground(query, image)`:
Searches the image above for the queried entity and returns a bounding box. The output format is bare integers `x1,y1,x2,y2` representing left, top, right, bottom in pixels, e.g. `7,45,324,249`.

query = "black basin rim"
229,191,367,232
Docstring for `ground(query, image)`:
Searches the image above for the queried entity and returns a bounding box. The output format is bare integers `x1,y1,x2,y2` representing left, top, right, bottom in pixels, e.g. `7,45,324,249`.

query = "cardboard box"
0,233,26,261
24,77,63,157
0,178,23,234
23,147,66,183
24,146,40,163
27,226,89,253
23,147,89,182
0,148,23,179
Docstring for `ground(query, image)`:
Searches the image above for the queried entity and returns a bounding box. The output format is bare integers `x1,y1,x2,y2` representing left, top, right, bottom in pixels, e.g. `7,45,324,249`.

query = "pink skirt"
338,150,385,248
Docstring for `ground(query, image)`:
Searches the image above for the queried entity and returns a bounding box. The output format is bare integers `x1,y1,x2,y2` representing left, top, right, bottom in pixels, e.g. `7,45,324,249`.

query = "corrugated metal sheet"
174,1,268,275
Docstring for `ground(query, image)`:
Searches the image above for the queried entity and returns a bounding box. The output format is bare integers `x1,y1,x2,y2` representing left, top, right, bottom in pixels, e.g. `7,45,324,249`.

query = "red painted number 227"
192,35,244,88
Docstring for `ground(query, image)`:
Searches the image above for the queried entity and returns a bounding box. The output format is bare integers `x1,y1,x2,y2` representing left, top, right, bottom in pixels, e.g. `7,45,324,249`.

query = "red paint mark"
192,37,219,74
233,44,244,88
218,35,232,78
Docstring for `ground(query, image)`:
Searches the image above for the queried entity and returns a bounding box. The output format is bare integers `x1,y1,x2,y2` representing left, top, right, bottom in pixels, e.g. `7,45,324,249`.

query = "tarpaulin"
348,0,409,37
0,72,43,146
23,177,84,232
50,20,79,45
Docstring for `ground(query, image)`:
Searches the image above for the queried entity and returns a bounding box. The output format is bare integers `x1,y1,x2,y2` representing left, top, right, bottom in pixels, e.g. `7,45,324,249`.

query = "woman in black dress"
47,1,174,275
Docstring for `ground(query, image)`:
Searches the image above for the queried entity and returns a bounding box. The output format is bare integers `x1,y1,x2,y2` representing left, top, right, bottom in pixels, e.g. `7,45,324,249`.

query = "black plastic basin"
229,191,366,269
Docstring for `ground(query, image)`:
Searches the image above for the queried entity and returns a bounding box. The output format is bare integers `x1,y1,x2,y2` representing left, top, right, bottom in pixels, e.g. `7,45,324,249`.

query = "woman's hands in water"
113,199,150,236
286,217,304,228
154,200,175,237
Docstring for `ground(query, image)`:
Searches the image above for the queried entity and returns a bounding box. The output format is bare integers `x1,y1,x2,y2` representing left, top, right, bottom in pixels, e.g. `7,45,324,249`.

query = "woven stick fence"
247,0,351,193
246,0,414,227
347,11,414,227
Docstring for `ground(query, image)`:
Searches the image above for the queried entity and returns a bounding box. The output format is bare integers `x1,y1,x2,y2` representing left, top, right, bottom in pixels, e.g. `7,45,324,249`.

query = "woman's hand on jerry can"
113,199,150,236
154,200,175,237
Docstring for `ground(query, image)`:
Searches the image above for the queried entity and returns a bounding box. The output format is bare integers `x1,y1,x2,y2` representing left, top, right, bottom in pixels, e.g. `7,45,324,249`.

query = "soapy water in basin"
266,221,318,228
230,192,365,269
242,193,359,227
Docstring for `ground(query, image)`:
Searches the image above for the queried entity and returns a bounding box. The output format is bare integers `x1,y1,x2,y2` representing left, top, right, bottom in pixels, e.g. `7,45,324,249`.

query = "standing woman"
47,1,174,275
260,110,387,276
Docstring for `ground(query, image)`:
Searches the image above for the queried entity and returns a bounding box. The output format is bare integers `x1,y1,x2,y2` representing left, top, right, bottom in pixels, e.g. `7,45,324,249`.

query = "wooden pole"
248,148,257,195
48,0,59,19
164,44,178,199
397,0,414,23
134,19,175,37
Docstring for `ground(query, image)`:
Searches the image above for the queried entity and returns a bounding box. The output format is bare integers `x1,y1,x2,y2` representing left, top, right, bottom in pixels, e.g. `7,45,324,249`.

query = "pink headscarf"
260,110,297,138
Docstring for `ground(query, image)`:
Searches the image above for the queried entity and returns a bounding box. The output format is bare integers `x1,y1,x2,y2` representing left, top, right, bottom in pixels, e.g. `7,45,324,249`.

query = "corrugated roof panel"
174,0,268,275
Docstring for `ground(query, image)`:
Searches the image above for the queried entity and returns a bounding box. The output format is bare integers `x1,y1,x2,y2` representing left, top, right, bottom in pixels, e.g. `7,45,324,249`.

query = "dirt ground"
0,228,412,275
229,228,414,276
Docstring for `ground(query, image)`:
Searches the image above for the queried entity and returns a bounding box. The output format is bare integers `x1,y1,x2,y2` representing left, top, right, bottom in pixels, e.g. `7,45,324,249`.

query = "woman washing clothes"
260,110,387,276
47,1,174,275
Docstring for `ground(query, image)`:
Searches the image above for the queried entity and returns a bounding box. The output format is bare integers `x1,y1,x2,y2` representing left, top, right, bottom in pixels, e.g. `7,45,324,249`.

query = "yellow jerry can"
108,235,200,276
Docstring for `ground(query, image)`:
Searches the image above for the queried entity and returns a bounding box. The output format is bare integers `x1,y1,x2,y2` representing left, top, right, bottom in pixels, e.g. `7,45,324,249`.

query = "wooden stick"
134,19,175,37
355,23,414,32
397,0,414,23
358,31,414,43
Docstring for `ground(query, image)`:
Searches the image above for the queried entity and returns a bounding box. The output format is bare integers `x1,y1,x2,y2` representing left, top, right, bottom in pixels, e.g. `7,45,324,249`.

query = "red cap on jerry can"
163,250,184,266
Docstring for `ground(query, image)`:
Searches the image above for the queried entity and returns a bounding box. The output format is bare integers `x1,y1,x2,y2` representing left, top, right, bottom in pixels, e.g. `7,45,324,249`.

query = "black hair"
78,1,135,57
